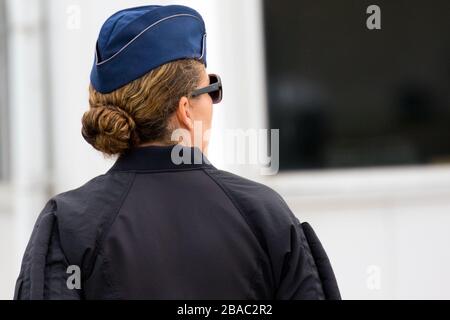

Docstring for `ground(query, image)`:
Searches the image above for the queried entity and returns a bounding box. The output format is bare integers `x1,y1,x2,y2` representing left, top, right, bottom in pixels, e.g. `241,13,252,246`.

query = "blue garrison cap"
90,5,207,93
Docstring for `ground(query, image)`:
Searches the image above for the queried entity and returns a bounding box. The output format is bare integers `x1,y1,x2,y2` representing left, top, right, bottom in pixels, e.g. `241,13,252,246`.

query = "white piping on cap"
199,33,207,61
96,13,203,66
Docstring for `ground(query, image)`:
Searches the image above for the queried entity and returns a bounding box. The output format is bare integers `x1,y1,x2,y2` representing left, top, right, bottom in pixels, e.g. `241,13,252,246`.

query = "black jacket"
14,145,340,300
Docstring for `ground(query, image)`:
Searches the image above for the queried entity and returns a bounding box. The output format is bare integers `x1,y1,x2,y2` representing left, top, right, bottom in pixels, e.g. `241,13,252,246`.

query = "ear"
175,96,193,130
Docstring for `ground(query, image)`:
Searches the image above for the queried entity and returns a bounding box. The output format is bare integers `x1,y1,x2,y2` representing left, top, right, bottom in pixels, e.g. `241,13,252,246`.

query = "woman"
14,4,340,300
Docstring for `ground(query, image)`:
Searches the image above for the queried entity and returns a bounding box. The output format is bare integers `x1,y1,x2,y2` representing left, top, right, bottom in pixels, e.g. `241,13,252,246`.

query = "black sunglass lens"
208,74,222,104
209,74,217,84
209,90,220,104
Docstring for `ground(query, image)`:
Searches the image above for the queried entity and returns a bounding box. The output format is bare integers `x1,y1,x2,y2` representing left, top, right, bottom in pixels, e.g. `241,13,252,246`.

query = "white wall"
1,0,449,300
4,0,51,298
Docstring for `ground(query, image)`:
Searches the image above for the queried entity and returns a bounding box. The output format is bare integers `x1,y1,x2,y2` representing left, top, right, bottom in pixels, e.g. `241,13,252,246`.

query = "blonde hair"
81,59,203,156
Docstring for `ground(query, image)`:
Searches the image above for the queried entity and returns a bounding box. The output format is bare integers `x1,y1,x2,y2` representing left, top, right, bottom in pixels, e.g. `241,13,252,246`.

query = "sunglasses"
190,74,223,104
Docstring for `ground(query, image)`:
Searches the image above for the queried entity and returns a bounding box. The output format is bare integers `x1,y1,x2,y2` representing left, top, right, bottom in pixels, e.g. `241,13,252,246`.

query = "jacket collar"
107,144,213,173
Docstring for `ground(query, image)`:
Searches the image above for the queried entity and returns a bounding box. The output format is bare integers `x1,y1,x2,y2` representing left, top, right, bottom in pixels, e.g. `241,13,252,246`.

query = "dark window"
0,0,10,181
263,0,450,170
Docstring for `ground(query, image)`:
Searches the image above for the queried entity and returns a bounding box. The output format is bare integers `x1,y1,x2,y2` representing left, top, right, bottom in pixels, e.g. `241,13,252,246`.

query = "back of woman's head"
81,59,203,156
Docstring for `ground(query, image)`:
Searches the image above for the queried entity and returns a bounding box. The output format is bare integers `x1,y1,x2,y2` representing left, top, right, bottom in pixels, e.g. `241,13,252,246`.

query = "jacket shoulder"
15,172,135,299
203,168,300,247
50,172,136,273
204,168,295,217
202,168,330,299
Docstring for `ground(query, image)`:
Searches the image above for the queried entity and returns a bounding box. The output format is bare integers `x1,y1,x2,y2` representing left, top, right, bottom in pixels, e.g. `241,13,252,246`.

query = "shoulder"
48,171,136,270
203,168,285,205
202,168,311,291
203,167,300,241
52,171,135,225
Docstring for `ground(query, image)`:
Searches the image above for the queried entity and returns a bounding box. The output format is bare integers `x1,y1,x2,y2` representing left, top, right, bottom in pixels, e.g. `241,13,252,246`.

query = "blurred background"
0,0,449,299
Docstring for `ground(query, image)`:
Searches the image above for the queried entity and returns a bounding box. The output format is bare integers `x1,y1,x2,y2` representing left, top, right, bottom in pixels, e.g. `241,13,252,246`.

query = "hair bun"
81,105,140,156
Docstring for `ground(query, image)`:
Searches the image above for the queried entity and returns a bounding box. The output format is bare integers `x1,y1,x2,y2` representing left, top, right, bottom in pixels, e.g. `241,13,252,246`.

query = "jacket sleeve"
14,200,82,300
274,216,341,300
301,222,341,300
272,216,325,299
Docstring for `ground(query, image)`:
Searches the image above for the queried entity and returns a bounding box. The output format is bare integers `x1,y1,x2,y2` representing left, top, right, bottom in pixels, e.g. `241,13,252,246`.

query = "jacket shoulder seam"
202,168,270,298
201,168,268,255
84,172,137,283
